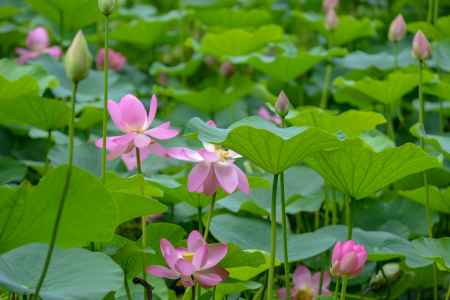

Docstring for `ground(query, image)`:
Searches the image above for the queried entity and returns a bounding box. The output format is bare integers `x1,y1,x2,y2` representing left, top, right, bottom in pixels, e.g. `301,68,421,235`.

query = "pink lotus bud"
27,27,50,51
323,0,339,12
331,240,368,278
220,61,235,77
388,15,407,42
325,9,338,31
96,48,126,71
412,31,432,60
275,91,290,117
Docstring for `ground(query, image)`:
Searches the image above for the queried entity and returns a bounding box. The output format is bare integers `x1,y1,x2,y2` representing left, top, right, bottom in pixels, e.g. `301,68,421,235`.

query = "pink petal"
107,100,125,131
193,244,208,269
188,163,212,193
233,164,250,194
311,272,330,295
145,122,179,140
198,149,220,163
195,266,228,288
277,288,287,300
293,265,312,289
180,276,194,287
202,170,219,196
45,46,62,58
258,107,272,121
213,162,239,194
160,239,179,270
134,134,151,148
187,230,206,252
146,266,179,279
148,95,158,125
27,27,49,50
147,142,168,157
175,259,196,276
167,147,203,162
332,241,343,262
96,133,135,160
16,49,38,64
119,94,148,131
203,243,228,269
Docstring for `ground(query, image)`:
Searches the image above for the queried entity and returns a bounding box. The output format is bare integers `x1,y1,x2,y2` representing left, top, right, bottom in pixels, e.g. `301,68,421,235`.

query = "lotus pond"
0,0,449,299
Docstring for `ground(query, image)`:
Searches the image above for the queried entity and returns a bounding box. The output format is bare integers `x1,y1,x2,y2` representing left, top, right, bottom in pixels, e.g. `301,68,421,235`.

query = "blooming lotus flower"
147,230,229,288
168,121,249,196
325,9,338,31
388,14,407,42
331,240,368,278
323,0,339,12
96,48,126,71
278,265,331,300
96,94,179,171
16,27,62,64
258,107,281,125
412,31,432,61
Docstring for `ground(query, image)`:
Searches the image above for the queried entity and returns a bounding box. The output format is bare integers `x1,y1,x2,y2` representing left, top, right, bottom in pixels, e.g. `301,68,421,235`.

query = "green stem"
279,172,291,300
44,130,52,174
387,104,396,142
445,284,450,300
59,9,64,49
418,61,438,300
345,196,352,240
203,193,216,240
101,15,110,184
340,278,348,300
427,0,434,24
124,276,133,300
212,286,216,300
334,278,340,300
393,42,399,69
267,174,279,300
332,189,338,225
135,148,147,283
197,207,203,233
194,282,200,300
320,64,333,109
434,0,439,24
439,99,445,133
33,83,78,300
318,271,324,296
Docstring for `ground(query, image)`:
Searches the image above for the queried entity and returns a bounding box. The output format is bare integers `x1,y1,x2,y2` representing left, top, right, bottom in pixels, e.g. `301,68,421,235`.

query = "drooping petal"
146,266,179,279
175,259,196,276
188,163,211,193
195,266,228,288
198,149,220,163
160,239,180,270
96,133,135,160
16,49,39,64
180,276,194,287
192,244,208,270
107,100,125,131
213,162,239,194
148,95,158,126
187,230,206,252
134,134,151,148
45,46,62,58
145,122,179,140
167,147,204,162
201,169,219,196
203,243,228,269
293,265,313,290
147,142,168,157
233,164,250,194
119,94,148,131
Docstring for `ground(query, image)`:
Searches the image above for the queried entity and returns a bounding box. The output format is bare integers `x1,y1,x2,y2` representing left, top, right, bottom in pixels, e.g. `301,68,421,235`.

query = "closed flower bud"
275,91,290,117
388,15,407,42
331,240,368,278
98,0,116,16
325,9,338,31
412,31,432,61
323,0,339,12
64,31,93,83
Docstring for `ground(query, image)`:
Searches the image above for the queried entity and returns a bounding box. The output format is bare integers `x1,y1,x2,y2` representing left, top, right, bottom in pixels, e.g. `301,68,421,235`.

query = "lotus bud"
275,91,290,117
412,31,432,61
64,31,93,83
330,240,368,278
98,0,116,16
323,0,339,12
388,15,407,42
325,9,338,31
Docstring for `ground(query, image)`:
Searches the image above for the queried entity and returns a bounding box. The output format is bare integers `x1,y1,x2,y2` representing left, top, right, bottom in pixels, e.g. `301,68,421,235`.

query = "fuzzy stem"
345,196,352,240
197,207,203,233
334,278,340,300
320,64,333,109
203,193,216,240
267,174,279,300
340,278,348,300
101,15,110,184
33,83,78,300
136,148,147,283
279,172,291,299
393,42,399,69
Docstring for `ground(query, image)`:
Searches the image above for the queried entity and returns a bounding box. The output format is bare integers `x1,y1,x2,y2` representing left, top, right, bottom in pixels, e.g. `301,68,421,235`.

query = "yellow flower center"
182,252,195,262
297,288,314,300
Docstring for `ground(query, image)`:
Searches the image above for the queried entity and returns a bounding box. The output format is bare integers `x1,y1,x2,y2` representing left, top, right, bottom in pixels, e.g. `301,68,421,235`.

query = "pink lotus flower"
331,240,368,278
388,14,407,42
146,230,229,288
168,121,249,196
277,265,331,300
325,9,338,31
16,27,62,64
412,31,432,61
96,48,126,71
258,107,281,125
323,0,339,12
95,94,179,171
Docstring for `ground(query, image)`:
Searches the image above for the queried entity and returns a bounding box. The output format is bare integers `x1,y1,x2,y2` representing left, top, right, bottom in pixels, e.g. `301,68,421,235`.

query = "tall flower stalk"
267,173,279,300
33,31,92,300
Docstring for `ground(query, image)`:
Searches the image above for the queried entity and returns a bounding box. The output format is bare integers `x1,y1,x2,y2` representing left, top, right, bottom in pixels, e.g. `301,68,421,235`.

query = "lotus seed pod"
98,0,116,16
412,31,432,61
275,91,290,117
388,15,407,42
64,31,93,83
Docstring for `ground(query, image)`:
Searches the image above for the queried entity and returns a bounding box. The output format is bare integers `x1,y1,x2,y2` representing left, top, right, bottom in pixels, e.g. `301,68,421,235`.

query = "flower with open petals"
97,48,126,71
147,230,229,288
16,27,62,64
258,107,281,125
331,240,368,278
278,265,331,300
96,94,179,170
168,122,249,196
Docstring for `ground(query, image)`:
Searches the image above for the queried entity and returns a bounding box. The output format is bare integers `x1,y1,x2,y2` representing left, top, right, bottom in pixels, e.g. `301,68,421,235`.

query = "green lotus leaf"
424,79,450,100
194,8,271,29
306,139,441,199
400,186,450,214
150,53,203,77
0,244,123,299
200,25,283,57
189,116,340,174
0,157,26,184
183,0,237,8
410,123,450,159
412,238,450,271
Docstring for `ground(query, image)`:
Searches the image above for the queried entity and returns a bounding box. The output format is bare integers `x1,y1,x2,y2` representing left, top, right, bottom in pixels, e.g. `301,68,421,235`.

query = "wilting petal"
188,163,211,193
175,259,196,276
107,100,125,131
234,164,250,194
119,94,148,131
202,169,219,196
203,243,228,269
193,244,208,270
187,230,206,252
134,134,151,148
213,162,239,194
45,46,62,58
167,147,203,162
195,266,228,288
146,266,179,279
148,95,158,126
293,265,313,289
145,122,179,140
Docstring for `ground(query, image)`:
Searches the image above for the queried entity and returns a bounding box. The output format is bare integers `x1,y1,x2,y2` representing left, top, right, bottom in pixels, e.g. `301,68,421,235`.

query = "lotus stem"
345,195,352,240
318,271,324,296
197,207,203,233
393,42,399,69
203,193,217,240
124,275,133,300
387,104,396,142
267,173,279,300
340,278,348,300
59,9,64,49
279,172,291,299
320,64,333,109
135,148,147,283
434,0,439,24
334,278,340,300
101,15,110,184
33,82,78,300
427,0,434,24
